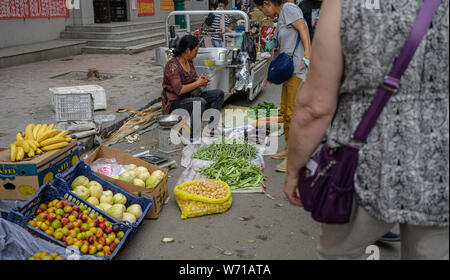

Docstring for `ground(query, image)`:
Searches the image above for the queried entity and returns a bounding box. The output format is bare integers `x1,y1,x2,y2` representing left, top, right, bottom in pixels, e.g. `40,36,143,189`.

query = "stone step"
0,40,87,68
81,39,166,54
61,26,167,40
85,33,165,48
65,20,167,33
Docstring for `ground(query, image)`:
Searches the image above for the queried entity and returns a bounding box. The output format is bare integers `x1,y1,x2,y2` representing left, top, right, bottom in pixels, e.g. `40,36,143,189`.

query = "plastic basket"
53,160,152,235
55,93,94,122
8,183,132,260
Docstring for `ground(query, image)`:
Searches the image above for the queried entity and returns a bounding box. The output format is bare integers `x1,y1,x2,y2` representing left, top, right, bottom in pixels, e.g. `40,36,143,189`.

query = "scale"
133,150,177,170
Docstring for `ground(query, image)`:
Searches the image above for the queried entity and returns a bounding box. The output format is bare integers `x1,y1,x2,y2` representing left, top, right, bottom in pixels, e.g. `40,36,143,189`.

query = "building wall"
0,0,208,49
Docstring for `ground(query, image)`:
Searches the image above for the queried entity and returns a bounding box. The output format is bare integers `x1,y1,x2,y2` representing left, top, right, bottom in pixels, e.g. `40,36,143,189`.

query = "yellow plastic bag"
174,179,232,219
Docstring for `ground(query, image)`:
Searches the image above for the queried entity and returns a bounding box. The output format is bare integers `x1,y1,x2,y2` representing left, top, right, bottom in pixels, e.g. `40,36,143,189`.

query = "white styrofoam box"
49,85,107,111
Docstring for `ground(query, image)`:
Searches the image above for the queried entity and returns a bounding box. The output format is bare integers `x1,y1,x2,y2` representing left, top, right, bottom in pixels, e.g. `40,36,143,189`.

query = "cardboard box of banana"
10,123,73,162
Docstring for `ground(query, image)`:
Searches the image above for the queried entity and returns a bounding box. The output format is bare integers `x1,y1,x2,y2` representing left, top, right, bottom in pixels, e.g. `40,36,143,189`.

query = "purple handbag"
297,0,442,224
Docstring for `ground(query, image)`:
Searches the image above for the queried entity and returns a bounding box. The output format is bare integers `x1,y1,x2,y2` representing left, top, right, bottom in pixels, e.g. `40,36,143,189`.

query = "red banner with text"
0,0,70,20
160,0,174,11
137,0,155,17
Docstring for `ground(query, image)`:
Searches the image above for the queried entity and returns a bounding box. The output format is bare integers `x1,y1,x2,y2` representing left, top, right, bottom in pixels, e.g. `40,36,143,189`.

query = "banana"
16,132,24,142
41,141,69,151
36,148,42,155
31,140,41,148
37,124,48,140
16,147,24,161
10,144,17,162
65,137,72,142
14,140,30,153
27,149,35,158
25,124,35,140
48,124,55,131
40,137,67,147
37,129,61,143
33,124,42,140
26,140,38,151
56,130,69,138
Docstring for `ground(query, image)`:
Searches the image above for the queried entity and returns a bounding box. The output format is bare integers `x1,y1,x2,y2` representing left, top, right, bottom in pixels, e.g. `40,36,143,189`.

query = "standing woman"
211,0,234,48
255,0,312,172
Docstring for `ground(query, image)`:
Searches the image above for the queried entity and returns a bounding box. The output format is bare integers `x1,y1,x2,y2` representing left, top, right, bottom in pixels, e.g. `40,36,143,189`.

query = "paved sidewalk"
0,50,164,148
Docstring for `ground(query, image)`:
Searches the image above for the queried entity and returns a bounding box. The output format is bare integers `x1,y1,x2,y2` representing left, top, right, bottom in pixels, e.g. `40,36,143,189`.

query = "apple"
83,210,90,215
61,217,69,226
68,229,76,237
96,244,104,251
117,231,125,239
97,251,105,257
97,236,106,245
107,232,116,240
93,219,99,227
63,213,70,219
98,216,105,223
35,208,43,215
98,223,106,231
80,244,89,254
96,230,104,238
66,236,74,246
74,227,81,234
61,227,69,236
51,220,62,229
110,242,117,251
54,231,63,240
41,213,48,221
45,228,54,236
68,215,76,223
105,251,112,257
88,235,95,244
81,214,89,222
39,203,48,211
76,219,83,225
48,214,57,223
82,240,89,246
103,245,111,253
85,231,93,238
62,236,67,243
104,221,111,228
81,223,90,232
89,213,96,220
89,227,97,235
56,201,65,209
28,220,37,227
113,238,121,245
56,215,62,221
55,209,64,216
76,232,84,240
73,206,80,212
47,208,55,214
105,237,112,245
73,241,82,250
40,223,49,231
88,245,97,255
112,225,120,233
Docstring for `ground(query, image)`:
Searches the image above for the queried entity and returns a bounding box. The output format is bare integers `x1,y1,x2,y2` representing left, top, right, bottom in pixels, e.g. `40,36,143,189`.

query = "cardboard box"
0,140,80,200
85,145,169,219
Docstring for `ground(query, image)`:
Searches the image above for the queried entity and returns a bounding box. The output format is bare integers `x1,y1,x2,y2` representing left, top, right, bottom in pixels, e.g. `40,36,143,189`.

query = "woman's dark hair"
173,35,199,57
253,0,283,6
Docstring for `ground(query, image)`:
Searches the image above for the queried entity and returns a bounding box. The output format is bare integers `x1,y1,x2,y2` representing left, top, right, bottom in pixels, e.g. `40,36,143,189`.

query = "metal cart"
155,10,270,102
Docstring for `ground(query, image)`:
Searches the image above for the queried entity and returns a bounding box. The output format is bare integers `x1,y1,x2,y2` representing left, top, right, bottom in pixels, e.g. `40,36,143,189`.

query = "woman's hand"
284,172,303,207
197,75,210,87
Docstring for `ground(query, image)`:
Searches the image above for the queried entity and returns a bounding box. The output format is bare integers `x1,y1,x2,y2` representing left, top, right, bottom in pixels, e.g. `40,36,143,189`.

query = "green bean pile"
197,156,265,190
193,138,258,161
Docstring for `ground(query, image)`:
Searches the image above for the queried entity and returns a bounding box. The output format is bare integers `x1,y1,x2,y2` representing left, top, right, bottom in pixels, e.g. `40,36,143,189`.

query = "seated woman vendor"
161,34,224,138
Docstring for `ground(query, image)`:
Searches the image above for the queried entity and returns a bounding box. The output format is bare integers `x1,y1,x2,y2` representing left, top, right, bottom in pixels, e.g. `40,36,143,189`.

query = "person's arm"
167,62,207,95
291,18,311,68
283,0,344,206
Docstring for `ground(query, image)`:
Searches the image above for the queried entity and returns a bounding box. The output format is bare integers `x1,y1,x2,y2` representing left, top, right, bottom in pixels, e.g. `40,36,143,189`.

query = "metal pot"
157,114,182,127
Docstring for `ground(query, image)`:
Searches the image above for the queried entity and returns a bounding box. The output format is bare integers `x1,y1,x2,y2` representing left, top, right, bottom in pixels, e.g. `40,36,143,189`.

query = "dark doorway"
94,0,128,23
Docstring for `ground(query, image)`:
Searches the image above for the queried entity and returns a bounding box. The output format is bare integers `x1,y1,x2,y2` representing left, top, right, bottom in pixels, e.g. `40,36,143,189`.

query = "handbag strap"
352,0,441,142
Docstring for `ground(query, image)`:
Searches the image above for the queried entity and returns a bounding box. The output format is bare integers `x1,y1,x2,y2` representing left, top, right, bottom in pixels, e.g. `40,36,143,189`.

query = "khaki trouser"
317,199,449,260
280,74,303,144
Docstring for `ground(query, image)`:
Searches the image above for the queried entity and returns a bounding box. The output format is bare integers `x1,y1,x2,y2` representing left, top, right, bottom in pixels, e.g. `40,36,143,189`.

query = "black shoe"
378,232,400,242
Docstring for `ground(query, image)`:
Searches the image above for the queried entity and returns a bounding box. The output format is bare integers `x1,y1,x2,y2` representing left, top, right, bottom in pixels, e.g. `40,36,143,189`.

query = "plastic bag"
0,218,101,260
265,39,275,52
90,158,127,177
234,52,252,91
174,180,232,219
240,31,256,63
